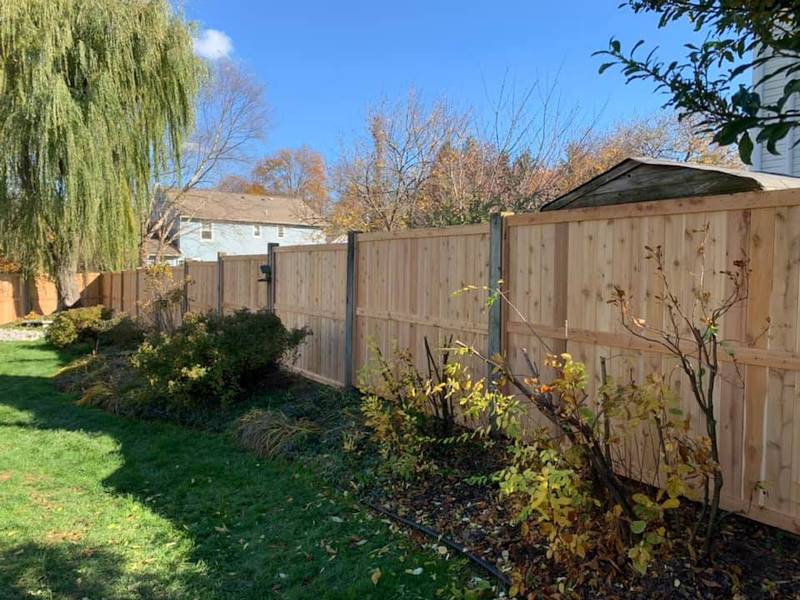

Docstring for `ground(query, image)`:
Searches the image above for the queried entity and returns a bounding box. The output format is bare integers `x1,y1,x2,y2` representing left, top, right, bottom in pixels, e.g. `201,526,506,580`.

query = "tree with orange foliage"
250,147,329,214
216,147,330,229
217,175,267,195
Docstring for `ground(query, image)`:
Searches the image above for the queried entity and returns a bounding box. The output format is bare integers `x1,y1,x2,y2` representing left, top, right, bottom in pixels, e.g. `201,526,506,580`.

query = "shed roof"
541,157,800,212
168,189,323,227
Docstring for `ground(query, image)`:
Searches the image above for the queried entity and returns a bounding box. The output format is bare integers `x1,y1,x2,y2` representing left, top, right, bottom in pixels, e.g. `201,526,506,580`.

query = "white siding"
754,53,798,176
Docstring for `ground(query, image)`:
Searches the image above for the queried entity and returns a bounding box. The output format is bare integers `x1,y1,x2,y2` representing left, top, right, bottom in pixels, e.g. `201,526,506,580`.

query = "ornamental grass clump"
234,409,318,459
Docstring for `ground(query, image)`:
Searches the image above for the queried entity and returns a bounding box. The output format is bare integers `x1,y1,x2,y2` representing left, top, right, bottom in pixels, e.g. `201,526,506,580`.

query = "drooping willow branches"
0,0,203,306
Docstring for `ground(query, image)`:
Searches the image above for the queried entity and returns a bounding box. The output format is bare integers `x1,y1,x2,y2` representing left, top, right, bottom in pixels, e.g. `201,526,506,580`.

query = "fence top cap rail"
358,223,489,242
506,188,800,227
273,243,347,253
218,253,270,260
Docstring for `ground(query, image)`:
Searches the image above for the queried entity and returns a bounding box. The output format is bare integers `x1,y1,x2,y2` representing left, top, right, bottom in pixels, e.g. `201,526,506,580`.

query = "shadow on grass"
0,543,168,600
0,343,455,600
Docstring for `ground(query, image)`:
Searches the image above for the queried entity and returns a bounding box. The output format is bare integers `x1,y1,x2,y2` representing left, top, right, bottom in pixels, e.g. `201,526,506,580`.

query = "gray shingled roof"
542,157,800,211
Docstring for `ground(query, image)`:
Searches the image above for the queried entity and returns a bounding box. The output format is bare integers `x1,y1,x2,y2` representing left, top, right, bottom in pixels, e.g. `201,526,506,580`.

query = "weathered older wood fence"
0,273,101,324
95,187,800,534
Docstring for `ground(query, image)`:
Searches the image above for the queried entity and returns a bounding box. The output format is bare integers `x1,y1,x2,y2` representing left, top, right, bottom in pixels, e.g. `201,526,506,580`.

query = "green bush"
131,309,309,414
45,306,145,351
95,315,146,350
211,309,309,387
45,306,110,348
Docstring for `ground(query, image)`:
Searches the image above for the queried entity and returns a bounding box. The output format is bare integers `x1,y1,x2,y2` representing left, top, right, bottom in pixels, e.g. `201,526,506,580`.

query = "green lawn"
0,342,468,599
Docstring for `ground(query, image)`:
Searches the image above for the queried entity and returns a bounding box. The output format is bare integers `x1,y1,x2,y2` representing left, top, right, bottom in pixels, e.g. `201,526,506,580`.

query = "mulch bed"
365,449,800,599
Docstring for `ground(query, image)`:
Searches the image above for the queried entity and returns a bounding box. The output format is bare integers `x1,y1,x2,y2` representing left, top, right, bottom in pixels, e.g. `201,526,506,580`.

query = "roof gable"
169,189,324,227
542,157,800,211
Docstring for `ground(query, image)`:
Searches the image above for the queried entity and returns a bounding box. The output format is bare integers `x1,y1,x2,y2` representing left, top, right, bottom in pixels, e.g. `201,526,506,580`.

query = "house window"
201,222,213,241
277,225,285,238
253,224,261,238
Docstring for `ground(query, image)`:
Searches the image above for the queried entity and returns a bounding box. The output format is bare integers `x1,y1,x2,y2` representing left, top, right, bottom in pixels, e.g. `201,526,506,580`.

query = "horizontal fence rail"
92,187,800,535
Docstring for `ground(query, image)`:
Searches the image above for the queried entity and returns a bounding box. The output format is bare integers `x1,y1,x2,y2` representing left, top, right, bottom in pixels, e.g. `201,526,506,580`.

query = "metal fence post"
343,231,358,389
487,213,504,386
216,253,224,316
267,243,279,312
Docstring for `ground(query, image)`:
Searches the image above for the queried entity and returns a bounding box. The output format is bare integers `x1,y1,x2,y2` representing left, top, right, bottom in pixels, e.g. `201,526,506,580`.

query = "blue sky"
184,0,701,164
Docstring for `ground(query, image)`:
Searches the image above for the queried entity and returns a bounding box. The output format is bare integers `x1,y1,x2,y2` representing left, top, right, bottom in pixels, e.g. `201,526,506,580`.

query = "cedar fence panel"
354,225,489,387
504,189,800,533
0,275,24,324
274,244,347,387
220,254,269,314
186,261,219,314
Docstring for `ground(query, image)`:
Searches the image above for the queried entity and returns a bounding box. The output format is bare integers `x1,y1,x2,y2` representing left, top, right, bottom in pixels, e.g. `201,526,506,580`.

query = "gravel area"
0,328,45,341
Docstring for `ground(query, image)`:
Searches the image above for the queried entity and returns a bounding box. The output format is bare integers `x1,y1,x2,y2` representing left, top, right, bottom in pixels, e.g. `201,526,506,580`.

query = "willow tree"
0,0,202,307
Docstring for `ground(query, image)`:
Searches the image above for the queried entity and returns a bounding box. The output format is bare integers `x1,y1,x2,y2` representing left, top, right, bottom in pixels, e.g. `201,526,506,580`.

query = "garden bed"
366,458,800,598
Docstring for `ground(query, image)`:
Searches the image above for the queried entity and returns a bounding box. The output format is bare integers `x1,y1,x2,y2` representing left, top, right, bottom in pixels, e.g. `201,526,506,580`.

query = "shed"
541,157,800,211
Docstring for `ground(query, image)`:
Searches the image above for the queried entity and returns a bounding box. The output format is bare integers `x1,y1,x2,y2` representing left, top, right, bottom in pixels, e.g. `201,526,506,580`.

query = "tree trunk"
55,253,81,310
138,238,149,267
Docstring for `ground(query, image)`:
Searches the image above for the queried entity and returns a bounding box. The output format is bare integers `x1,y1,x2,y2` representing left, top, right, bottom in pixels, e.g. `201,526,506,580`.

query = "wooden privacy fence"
101,254,271,321
0,273,101,324
97,187,800,535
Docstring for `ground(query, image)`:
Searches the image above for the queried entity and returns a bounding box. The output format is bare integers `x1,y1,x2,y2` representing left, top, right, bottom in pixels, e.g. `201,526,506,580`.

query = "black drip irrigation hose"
360,498,511,589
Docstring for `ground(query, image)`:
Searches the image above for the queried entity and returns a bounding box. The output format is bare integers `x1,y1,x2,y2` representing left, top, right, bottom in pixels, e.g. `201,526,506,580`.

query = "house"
147,189,326,264
752,51,798,176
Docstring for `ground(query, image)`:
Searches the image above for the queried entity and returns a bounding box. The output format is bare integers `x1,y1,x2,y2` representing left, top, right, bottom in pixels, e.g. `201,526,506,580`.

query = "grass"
0,341,471,599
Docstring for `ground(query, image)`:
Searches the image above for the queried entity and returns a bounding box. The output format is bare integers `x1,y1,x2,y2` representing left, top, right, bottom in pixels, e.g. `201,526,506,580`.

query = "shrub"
131,309,309,414
46,306,110,348
454,346,713,579
210,309,309,387
97,315,146,350
358,338,499,479
45,306,145,352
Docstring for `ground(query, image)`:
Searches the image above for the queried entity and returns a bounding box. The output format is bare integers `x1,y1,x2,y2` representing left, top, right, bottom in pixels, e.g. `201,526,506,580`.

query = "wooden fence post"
120,270,125,314
217,253,224,316
182,260,190,315
135,268,141,318
487,213,504,387
267,243,279,312
20,274,30,317
344,231,358,390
